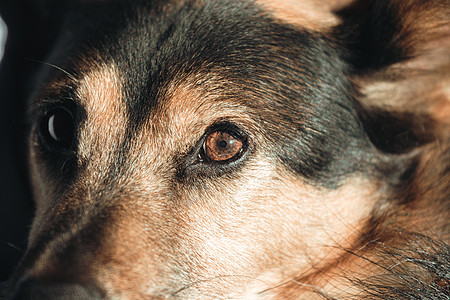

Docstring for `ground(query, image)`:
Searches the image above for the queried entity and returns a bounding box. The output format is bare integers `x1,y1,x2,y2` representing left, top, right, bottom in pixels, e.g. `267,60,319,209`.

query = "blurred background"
0,1,54,283
0,12,33,282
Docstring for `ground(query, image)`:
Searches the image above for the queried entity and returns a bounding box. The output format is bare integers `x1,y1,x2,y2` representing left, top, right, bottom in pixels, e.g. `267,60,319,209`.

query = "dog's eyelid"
37,95,80,116
204,121,248,137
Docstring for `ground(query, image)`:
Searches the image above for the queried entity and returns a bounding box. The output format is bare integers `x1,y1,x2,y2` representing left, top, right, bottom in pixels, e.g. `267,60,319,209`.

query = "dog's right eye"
197,122,250,166
202,130,244,163
40,107,75,149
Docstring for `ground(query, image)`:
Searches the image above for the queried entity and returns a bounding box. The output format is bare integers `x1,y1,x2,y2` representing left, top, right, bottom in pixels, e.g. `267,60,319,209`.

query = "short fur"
1,0,449,299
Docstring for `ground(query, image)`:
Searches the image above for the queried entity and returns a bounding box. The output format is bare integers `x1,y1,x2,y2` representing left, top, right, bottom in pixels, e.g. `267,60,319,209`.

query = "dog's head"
6,0,449,299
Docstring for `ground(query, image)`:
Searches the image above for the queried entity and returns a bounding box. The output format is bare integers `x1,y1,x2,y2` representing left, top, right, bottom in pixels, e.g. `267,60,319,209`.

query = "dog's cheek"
159,156,378,297
27,139,59,235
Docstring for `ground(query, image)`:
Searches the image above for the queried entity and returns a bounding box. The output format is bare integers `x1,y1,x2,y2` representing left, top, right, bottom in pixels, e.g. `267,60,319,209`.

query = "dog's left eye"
40,107,75,149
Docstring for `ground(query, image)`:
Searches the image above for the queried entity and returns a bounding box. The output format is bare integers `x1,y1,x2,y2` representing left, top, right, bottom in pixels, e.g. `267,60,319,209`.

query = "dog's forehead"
60,0,311,132
65,1,309,98
36,0,366,185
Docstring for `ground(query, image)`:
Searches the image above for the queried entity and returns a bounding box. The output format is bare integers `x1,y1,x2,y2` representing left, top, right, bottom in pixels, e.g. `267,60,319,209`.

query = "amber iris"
204,131,243,162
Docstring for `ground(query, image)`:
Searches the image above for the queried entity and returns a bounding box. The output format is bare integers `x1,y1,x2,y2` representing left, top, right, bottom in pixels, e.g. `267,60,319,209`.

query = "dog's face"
7,0,450,299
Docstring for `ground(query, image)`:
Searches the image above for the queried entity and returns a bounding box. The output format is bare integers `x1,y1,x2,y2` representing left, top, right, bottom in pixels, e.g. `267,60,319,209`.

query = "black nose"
9,277,102,300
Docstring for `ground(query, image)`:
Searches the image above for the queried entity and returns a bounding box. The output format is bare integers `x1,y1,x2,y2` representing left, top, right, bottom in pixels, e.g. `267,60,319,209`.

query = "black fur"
0,0,448,298
32,0,379,187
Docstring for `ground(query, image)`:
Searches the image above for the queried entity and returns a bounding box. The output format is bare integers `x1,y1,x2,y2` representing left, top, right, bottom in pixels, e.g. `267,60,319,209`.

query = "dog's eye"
202,130,244,163
178,123,250,178
40,107,75,148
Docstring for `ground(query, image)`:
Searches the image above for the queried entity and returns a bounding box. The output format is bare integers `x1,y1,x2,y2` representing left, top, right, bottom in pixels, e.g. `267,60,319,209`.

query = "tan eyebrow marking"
75,62,127,161
76,63,122,118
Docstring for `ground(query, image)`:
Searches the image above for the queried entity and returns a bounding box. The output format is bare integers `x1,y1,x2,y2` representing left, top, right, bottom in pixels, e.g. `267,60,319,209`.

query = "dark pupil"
43,108,74,148
218,140,228,148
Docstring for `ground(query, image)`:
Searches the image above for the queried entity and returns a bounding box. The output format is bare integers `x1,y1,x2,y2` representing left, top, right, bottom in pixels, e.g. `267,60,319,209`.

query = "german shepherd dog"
3,0,449,298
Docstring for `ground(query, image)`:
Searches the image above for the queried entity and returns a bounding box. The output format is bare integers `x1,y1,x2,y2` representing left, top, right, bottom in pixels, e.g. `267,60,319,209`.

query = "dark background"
0,0,56,283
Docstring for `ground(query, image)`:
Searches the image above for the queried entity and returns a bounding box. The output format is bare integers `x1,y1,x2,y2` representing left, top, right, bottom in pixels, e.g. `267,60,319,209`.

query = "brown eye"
203,130,244,162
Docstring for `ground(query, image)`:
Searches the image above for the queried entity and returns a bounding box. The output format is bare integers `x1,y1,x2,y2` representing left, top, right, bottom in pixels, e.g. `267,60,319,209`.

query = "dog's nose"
9,276,102,300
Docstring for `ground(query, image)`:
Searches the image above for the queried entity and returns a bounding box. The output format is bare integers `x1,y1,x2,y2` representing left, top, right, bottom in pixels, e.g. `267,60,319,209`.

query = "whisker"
171,274,271,296
4,242,24,253
258,279,340,300
25,58,77,81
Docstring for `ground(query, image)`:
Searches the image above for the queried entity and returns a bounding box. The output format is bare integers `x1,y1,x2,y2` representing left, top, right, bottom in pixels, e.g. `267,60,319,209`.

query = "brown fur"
5,0,449,299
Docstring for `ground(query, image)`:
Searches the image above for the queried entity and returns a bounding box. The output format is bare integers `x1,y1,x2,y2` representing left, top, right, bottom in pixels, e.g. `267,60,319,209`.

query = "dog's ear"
339,0,450,73
256,0,364,30
352,0,449,119
342,0,450,152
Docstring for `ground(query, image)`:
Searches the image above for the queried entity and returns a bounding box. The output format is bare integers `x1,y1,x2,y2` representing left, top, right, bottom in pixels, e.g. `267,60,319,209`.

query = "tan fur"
14,0,449,299
356,0,450,132
76,62,127,169
26,60,384,298
255,0,356,30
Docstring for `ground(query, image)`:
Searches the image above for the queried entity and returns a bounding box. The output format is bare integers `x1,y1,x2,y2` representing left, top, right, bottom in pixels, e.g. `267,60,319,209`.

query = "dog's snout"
9,277,102,300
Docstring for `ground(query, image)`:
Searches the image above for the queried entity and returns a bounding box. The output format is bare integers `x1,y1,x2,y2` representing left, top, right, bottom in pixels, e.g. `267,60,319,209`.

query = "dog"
2,0,449,298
